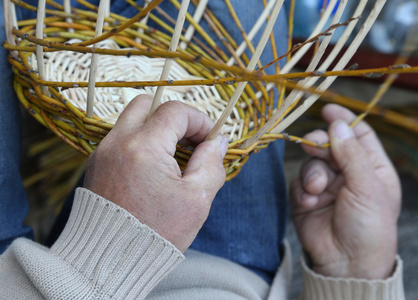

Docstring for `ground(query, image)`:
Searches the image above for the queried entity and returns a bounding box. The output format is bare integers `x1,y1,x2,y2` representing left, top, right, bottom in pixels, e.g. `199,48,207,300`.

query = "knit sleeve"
298,255,405,300
0,188,184,300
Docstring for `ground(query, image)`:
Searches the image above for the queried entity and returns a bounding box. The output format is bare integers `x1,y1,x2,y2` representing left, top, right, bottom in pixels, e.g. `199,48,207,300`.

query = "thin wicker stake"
256,2,366,113
206,0,284,141
10,1,17,28
242,0,387,148
201,10,246,68
265,0,348,123
306,0,347,73
36,0,50,97
63,0,74,33
149,0,191,116
135,0,151,44
104,1,110,20
279,0,338,74
3,0,18,57
286,0,295,62
169,0,230,62
254,0,387,144
225,0,261,70
314,0,329,55
255,0,338,99
72,0,163,47
226,0,276,67
263,0,280,74
269,0,387,134
313,0,367,78
180,0,208,50
298,0,367,90
86,0,109,118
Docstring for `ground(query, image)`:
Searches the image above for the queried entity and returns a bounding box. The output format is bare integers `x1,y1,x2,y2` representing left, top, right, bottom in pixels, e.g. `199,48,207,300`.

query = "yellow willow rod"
73,0,164,47
11,29,249,76
18,63,417,88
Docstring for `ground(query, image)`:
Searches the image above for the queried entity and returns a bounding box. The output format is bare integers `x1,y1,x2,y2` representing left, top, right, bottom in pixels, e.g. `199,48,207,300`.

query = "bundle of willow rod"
3,0,418,180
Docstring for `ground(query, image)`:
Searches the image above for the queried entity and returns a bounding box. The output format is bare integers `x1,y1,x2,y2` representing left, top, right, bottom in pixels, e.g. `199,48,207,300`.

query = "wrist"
311,256,397,280
301,255,405,300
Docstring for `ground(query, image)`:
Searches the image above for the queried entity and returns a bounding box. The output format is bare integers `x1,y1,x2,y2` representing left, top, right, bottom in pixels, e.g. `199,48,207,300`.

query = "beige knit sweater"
0,188,405,300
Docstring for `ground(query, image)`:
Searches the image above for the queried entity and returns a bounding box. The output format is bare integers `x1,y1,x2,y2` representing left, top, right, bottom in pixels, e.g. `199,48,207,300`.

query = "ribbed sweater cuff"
51,188,184,299
299,255,405,300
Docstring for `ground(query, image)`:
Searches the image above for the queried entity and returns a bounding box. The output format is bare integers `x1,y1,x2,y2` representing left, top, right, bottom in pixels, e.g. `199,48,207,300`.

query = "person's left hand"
290,104,401,279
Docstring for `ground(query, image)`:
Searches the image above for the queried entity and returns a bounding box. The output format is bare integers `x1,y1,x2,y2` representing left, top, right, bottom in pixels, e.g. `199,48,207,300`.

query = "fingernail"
301,194,318,207
303,171,318,187
217,133,229,157
332,120,354,141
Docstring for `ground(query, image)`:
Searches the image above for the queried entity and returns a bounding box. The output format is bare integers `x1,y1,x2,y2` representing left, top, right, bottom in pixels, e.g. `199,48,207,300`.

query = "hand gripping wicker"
3,0,417,180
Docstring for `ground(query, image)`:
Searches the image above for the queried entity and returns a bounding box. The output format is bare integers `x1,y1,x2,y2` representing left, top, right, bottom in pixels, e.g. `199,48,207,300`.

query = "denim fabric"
0,1,34,254
9,0,288,283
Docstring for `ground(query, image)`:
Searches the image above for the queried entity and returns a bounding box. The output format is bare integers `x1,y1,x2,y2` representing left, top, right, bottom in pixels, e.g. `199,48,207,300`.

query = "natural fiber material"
33,38,244,141
4,0,417,180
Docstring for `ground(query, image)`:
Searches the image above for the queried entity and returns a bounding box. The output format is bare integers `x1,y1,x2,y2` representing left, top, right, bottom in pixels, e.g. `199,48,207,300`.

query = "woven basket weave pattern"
9,0,277,180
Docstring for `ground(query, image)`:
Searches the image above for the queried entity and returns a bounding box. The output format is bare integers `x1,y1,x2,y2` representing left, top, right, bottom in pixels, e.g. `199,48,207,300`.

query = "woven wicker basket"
4,0,417,180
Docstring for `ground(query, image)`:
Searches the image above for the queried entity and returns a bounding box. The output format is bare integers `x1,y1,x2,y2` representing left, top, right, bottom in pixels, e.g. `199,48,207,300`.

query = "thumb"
183,133,228,197
329,120,375,194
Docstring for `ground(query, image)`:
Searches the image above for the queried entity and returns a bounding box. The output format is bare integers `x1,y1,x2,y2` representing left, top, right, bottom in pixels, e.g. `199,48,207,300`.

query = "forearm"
298,255,405,300
0,188,184,300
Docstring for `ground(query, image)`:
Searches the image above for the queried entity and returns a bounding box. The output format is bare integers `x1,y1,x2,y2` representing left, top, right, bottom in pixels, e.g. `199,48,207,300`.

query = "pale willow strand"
242,0,387,148
31,39,244,142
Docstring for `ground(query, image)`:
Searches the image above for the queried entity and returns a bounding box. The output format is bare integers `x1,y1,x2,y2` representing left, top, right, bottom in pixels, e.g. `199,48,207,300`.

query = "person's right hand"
84,95,228,252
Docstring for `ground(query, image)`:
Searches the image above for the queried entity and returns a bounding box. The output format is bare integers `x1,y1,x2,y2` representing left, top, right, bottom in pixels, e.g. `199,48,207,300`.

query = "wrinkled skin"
84,95,228,252
291,104,401,279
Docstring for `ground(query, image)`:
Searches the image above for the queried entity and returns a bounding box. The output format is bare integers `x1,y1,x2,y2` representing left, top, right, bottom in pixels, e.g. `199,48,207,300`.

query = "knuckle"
111,136,151,168
157,100,184,116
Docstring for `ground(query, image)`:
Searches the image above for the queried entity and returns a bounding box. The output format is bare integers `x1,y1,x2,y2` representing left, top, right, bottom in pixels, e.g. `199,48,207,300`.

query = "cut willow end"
149,0,191,116
226,0,276,67
280,0,339,75
268,0,388,135
180,0,208,50
306,0,348,73
63,0,74,33
318,0,368,76
206,0,284,141
3,0,18,57
257,0,349,127
278,0,368,100
255,0,340,101
241,0,386,149
35,0,50,97
86,0,110,118
135,0,152,44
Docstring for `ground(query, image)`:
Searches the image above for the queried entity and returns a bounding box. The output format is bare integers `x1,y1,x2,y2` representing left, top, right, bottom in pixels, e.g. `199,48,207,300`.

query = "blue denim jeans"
0,2,34,253
3,0,288,284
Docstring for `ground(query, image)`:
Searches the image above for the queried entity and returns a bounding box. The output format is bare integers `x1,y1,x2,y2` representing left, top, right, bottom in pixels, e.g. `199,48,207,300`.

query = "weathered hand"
84,95,228,252
290,104,401,279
